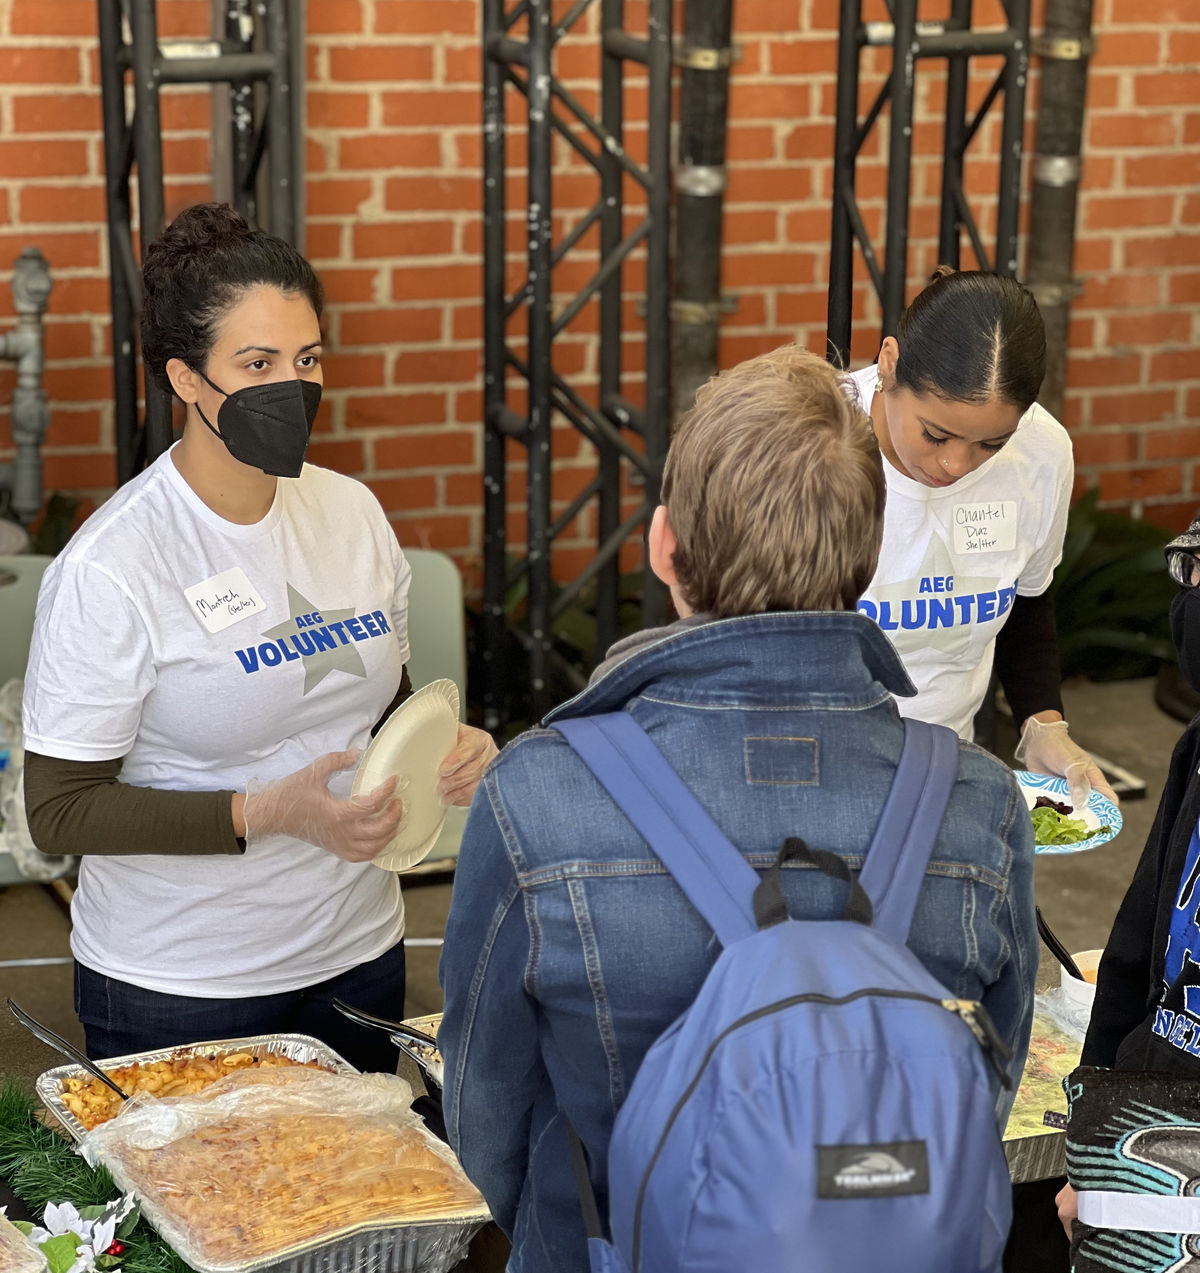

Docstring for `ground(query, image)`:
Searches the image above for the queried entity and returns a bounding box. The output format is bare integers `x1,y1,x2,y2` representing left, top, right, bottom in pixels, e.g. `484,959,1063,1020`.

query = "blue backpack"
555,712,1014,1273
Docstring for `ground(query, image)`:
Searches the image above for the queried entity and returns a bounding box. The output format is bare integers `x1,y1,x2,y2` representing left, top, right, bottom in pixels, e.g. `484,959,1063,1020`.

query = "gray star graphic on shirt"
262,583,367,695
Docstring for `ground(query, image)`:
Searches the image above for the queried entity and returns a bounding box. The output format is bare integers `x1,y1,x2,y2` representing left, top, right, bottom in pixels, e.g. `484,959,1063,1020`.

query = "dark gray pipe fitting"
0,248,53,526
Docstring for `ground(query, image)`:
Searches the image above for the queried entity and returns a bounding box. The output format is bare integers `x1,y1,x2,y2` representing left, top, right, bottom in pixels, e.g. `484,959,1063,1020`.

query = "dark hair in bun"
140,203,323,395
893,268,1045,412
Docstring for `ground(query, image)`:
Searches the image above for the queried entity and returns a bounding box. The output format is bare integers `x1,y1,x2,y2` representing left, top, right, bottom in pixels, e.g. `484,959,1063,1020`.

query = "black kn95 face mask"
193,371,322,478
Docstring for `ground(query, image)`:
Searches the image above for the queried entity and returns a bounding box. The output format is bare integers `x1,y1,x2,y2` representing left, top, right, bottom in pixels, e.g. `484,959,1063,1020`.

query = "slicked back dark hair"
893,268,1046,412
140,202,323,396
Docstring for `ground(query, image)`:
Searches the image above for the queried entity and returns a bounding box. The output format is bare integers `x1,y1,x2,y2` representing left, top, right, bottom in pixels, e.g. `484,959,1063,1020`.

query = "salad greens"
1030,804,1111,847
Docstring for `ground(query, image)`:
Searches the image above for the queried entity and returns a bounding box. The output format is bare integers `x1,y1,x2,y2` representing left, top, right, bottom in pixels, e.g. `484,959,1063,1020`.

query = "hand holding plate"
243,749,406,862
1014,717,1118,808
437,724,500,806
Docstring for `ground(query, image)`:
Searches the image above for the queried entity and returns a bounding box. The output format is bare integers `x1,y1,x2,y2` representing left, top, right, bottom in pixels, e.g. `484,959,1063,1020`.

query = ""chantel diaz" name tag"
952,500,1018,554
184,567,266,634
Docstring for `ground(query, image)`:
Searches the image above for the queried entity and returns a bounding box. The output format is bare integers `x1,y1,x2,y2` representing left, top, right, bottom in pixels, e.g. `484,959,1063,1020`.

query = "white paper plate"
354,678,460,872
1013,770,1123,856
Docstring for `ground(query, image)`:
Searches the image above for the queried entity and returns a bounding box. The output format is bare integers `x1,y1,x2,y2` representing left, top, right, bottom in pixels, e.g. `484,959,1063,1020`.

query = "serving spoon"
7,998,129,1100
331,997,445,1092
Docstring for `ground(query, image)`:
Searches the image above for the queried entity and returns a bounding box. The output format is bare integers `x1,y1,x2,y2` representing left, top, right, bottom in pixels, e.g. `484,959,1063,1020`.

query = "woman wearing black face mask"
20,204,498,1069
1054,517,1200,1239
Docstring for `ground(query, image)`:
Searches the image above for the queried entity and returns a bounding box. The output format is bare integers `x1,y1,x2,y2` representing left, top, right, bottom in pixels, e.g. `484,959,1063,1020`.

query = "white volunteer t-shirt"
848,365,1073,739
23,448,412,997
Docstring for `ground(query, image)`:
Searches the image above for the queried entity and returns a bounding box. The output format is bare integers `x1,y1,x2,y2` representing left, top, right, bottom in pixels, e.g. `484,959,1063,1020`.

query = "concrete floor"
0,674,1187,1091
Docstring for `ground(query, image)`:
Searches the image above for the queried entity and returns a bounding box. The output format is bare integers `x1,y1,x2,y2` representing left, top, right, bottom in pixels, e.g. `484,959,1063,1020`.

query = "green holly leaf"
115,1206,140,1239
11,1221,34,1237
41,1232,82,1273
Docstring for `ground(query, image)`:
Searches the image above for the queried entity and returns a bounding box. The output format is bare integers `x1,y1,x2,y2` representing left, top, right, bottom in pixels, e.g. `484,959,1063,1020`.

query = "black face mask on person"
1171,585,1200,696
192,370,322,479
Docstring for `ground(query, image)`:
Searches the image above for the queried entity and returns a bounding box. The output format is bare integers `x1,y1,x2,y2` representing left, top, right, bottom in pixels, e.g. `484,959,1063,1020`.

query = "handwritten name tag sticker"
952,500,1018,555
184,567,266,634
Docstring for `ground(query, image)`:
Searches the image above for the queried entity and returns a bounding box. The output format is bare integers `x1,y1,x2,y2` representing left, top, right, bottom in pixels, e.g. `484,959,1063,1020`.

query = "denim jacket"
439,612,1037,1273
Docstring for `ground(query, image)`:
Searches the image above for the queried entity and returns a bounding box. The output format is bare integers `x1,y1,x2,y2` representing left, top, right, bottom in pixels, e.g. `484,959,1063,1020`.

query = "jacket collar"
544,610,917,722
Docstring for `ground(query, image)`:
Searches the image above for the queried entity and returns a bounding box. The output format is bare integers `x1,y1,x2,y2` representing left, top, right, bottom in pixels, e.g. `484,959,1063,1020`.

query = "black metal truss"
481,0,673,729
98,0,297,485
827,0,1031,362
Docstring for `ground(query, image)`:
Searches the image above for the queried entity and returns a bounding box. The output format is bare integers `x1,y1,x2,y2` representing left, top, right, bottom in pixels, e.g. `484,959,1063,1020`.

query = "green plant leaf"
41,1233,82,1273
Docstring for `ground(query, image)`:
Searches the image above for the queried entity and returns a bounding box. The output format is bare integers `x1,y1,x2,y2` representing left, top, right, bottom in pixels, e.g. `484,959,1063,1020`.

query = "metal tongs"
7,997,129,1100
331,998,445,1093
1036,907,1085,982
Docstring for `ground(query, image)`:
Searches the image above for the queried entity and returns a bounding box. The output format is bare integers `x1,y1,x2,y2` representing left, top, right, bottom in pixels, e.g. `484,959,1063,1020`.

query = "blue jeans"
74,940,406,1073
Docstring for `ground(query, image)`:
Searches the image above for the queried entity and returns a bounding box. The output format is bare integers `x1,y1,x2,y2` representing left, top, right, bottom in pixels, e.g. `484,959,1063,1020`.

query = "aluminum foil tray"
39,1033,488,1273
93,1171,487,1273
35,1032,357,1143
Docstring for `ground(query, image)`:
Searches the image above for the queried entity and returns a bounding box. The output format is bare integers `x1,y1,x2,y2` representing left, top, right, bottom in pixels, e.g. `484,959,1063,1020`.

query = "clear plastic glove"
1014,716,1119,810
437,724,499,806
1055,1182,1078,1240
243,750,405,862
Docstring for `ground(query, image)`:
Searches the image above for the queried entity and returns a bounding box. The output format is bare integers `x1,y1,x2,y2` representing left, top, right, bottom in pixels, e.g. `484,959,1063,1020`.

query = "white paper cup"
1060,948,1103,1013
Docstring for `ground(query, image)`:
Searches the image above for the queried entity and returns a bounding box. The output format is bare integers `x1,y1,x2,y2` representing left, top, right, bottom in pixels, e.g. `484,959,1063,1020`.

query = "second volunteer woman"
849,268,1114,807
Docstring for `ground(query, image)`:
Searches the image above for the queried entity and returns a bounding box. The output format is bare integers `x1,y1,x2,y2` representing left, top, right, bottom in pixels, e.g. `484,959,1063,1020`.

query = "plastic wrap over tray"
76,1067,489,1273
0,1212,48,1273
36,1034,357,1141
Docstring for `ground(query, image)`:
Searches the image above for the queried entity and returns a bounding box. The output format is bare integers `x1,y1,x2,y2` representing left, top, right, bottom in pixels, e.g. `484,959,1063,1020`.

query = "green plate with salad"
1014,770,1122,855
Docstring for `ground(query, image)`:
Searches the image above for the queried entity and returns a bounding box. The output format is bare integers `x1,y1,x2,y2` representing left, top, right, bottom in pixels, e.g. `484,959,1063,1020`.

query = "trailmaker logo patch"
232,583,391,694
817,1141,931,1199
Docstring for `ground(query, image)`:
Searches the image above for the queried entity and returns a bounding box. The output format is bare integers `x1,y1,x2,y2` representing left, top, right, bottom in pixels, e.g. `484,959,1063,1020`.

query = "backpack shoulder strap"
857,718,960,944
554,713,760,947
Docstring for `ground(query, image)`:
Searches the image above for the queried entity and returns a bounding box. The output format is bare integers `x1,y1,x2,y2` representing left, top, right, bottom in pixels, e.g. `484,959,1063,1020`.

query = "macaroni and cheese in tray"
72,1066,488,1273
36,1034,354,1140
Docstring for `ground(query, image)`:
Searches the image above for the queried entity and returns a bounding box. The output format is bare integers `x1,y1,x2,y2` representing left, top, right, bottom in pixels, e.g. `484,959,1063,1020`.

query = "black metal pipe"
128,0,173,464
226,0,258,224
827,0,862,364
155,52,277,83
601,30,650,64
98,0,140,486
641,0,672,627
1026,0,1092,420
911,30,1016,55
881,0,917,338
264,0,295,242
596,0,625,661
487,35,530,68
552,501,652,618
526,0,554,719
481,0,509,733
995,0,1030,276
937,0,973,266
552,219,649,336
670,0,735,421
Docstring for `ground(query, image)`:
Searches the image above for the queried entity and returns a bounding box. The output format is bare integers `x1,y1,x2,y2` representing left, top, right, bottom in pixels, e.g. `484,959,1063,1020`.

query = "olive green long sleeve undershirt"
23,665,413,859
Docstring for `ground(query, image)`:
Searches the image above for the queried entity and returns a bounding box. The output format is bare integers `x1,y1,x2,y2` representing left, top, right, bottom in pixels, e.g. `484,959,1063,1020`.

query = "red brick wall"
1,0,1198,584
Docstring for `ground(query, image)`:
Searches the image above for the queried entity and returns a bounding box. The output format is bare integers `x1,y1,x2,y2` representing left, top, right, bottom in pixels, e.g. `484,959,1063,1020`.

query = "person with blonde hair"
439,345,1037,1273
